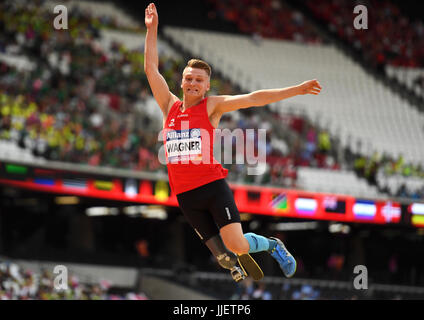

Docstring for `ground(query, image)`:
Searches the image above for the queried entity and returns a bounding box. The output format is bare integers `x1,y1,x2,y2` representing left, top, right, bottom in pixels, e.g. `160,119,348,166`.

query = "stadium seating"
0,140,43,162
0,0,327,192
303,0,424,68
377,169,424,198
206,0,324,44
297,167,383,198
1,0,424,301
148,267,424,300
0,258,148,300
301,0,424,104
0,54,35,72
163,27,424,168
0,0,422,199
386,65,424,99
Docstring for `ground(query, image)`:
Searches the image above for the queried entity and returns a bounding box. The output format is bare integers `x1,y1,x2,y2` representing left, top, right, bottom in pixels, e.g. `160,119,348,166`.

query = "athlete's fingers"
151,3,157,14
312,80,321,89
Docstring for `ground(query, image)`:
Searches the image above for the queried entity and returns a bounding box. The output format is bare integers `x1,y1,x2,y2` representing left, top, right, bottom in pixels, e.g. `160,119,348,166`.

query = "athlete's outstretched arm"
144,3,175,115
211,79,322,114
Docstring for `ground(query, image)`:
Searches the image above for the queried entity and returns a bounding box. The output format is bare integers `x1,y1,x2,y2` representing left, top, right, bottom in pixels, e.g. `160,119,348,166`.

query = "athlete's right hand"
145,3,158,29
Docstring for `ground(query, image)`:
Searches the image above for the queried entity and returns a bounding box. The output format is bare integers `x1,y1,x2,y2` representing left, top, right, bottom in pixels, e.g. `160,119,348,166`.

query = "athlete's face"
181,67,210,98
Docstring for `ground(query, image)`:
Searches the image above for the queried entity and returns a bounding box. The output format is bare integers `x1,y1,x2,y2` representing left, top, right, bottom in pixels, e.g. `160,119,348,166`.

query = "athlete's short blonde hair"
184,59,211,77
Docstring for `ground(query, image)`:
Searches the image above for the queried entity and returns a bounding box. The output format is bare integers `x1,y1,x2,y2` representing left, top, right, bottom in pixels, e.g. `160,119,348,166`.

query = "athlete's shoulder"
206,95,226,108
170,93,181,106
206,95,220,102
206,95,229,114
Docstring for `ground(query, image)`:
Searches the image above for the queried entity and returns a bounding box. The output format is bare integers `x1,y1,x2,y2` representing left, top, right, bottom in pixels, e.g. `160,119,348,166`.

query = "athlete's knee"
222,238,249,255
220,223,250,255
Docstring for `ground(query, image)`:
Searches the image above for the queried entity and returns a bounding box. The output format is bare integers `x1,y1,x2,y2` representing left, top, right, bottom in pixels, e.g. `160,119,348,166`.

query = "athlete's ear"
181,69,185,89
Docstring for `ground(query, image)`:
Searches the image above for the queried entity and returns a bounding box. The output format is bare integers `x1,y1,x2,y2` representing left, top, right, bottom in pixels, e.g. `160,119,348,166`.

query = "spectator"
0,259,148,300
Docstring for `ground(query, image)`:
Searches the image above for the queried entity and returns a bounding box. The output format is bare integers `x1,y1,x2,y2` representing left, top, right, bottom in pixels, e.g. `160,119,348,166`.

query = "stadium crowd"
301,0,424,102
0,0,422,199
0,0,424,301
0,259,148,300
204,0,424,198
0,0,339,188
303,0,424,68
207,0,325,44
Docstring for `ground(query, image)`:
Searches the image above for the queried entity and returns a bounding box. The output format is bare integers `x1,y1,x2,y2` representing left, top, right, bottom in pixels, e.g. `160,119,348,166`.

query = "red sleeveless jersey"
163,97,228,195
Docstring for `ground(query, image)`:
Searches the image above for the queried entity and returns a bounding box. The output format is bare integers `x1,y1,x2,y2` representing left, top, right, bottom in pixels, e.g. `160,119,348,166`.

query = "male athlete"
144,3,321,280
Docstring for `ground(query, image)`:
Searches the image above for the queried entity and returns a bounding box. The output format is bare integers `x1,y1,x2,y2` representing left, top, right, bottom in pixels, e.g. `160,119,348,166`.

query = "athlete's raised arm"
210,79,322,115
144,3,178,116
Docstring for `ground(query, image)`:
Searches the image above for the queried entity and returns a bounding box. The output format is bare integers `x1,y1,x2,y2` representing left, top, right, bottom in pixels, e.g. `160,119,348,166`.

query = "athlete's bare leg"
220,222,250,255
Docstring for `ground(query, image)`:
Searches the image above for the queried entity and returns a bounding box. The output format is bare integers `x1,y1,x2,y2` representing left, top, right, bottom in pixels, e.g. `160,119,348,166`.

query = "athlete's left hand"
298,79,322,95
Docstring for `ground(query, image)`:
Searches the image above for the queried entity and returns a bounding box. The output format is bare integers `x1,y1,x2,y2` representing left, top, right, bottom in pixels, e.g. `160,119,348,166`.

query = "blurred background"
0,0,423,300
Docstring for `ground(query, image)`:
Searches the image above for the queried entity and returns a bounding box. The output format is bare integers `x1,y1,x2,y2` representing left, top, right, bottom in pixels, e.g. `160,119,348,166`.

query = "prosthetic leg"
205,235,264,282
205,235,246,282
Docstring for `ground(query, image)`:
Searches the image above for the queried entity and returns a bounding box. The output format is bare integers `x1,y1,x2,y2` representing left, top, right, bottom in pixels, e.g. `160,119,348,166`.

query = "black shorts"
176,178,241,243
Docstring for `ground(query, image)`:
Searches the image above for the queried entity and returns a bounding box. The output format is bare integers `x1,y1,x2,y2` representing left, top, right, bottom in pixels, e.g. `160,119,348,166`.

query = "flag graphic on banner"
270,193,289,213
323,196,346,214
353,200,376,219
381,201,401,223
410,203,424,227
295,197,317,215
63,178,87,190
